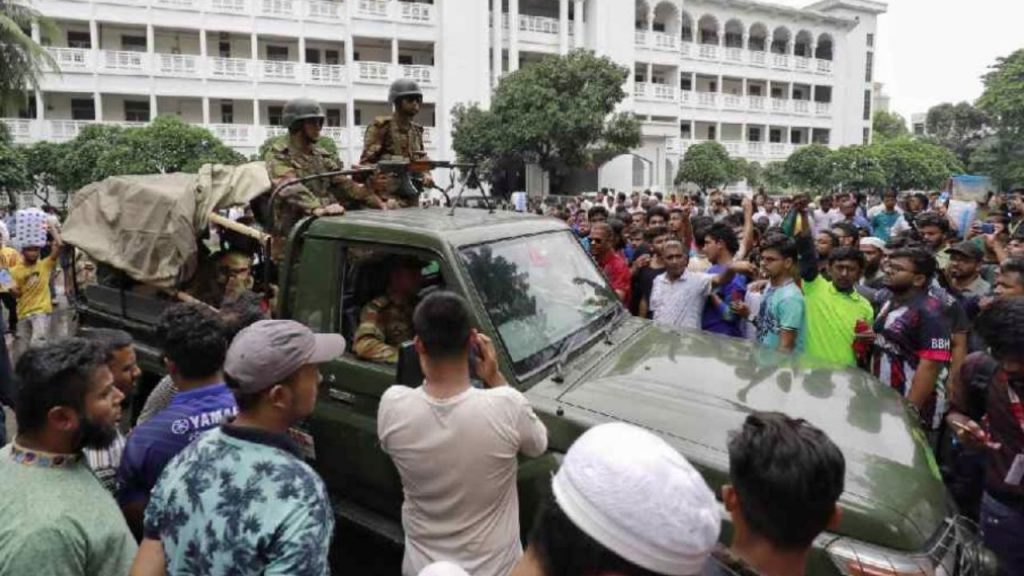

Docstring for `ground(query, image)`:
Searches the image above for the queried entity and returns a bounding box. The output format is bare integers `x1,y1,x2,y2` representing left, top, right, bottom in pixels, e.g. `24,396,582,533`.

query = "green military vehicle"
73,207,991,575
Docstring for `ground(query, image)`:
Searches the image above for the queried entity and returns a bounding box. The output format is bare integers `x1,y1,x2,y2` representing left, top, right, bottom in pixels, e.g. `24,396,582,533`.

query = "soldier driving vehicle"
352,255,423,364
361,78,432,207
264,97,386,237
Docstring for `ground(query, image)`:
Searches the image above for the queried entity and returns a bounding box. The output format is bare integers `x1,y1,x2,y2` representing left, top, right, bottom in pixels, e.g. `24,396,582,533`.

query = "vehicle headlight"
825,517,998,576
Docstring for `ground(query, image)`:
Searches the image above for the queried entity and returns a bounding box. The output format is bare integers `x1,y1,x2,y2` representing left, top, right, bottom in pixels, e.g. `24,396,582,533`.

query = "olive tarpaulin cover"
62,162,271,288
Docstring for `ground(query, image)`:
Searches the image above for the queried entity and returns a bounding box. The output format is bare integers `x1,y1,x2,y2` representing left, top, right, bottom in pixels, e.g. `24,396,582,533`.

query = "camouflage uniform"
352,295,415,363
264,135,377,235
359,115,427,208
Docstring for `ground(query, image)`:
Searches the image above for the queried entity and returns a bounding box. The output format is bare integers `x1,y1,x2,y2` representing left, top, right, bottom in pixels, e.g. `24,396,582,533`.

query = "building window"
124,100,150,122
680,76,692,91
122,35,147,52
771,86,783,99
793,88,804,100
769,129,782,143
863,89,871,120
354,110,362,125
681,25,693,42
220,102,233,124
749,85,762,96
790,130,802,144
67,31,91,49
709,81,717,92
266,45,289,61
652,21,665,33
813,129,830,145
749,127,761,142
863,127,871,144
218,41,231,58
71,98,94,120
707,125,716,141
398,55,413,65
325,50,340,65
866,33,874,47
865,51,873,82
268,105,284,126
680,122,692,138
305,48,320,64
326,109,341,127
18,99,38,119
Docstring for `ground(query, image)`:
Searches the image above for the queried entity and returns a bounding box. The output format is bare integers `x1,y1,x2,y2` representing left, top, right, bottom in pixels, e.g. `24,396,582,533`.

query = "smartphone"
0,269,12,288
979,223,996,235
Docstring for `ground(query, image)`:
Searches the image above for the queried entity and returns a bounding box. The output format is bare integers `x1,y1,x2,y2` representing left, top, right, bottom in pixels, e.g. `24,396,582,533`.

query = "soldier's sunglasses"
399,95,423,104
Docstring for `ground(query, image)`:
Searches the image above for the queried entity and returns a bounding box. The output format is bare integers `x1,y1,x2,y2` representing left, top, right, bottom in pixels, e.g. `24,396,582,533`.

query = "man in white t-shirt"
650,240,755,331
378,291,549,576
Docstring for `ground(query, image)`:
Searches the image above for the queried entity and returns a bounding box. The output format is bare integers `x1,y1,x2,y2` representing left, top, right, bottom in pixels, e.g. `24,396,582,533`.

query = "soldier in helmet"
264,97,386,237
353,255,423,363
360,78,432,207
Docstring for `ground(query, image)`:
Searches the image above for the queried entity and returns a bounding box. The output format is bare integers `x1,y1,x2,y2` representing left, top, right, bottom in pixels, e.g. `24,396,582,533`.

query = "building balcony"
351,124,436,149
500,13,574,37
634,82,677,102
632,35,834,75
46,0,423,23
306,0,344,19
678,92,831,118
353,0,434,24
668,138,808,159
353,61,434,85
635,31,678,52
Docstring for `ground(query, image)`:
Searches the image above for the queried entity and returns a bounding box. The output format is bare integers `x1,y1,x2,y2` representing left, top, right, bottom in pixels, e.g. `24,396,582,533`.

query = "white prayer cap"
418,562,470,576
552,422,720,576
859,236,887,252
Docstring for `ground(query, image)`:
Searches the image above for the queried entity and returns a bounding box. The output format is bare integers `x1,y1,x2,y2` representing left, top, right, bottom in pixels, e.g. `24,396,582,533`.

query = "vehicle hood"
538,322,949,551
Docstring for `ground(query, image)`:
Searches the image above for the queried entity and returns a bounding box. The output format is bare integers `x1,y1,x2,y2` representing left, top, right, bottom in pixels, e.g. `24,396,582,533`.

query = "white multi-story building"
3,0,885,193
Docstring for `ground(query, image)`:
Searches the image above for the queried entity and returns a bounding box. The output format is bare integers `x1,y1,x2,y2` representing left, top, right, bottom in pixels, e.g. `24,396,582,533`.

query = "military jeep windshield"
460,231,618,376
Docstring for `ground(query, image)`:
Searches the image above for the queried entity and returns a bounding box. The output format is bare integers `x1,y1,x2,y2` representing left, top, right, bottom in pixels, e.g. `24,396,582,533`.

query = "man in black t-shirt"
630,226,669,318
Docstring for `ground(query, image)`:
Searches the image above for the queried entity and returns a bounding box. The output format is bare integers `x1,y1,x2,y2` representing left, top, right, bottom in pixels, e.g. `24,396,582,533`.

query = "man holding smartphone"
377,291,548,576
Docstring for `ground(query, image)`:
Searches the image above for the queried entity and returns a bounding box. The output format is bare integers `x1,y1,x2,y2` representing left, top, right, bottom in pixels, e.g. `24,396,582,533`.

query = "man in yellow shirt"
10,232,62,358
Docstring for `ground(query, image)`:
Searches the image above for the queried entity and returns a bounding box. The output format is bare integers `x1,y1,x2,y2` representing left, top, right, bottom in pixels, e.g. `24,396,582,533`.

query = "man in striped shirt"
82,329,140,493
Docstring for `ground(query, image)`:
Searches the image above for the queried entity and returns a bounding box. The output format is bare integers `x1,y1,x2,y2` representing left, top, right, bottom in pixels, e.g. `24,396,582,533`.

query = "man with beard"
630,226,670,318
858,237,886,289
589,222,631,304
0,339,136,575
947,241,991,298
915,212,953,270
869,247,952,431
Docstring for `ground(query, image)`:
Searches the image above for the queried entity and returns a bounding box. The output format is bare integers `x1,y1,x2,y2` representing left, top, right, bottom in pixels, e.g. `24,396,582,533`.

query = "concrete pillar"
742,32,748,50
251,32,258,61
299,37,306,63
742,77,747,96
715,121,721,141
199,30,207,58
146,24,154,54
89,20,99,50
202,97,210,125
741,123,746,142
718,24,724,46
36,91,45,120
491,0,502,84
509,0,519,71
390,37,398,66
253,100,261,126
92,93,100,121
149,94,158,120
574,0,584,48
559,0,569,54
717,74,722,93
646,62,653,83
30,21,40,43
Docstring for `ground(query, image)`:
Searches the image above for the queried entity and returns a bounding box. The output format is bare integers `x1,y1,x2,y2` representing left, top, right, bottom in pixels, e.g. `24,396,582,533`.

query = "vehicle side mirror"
396,341,424,388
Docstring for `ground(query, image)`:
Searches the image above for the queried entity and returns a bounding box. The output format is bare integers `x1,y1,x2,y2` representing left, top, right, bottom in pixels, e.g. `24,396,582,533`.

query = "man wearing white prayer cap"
858,237,886,289
510,422,720,576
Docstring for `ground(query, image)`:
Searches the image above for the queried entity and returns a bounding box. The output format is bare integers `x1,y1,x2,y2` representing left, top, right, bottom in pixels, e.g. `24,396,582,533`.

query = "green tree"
924,102,989,166
831,145,885,192
256,130,339,160
784,144,834,193
872,110,909,142
451,49,640,192
674,141,732,191
875,137,962,191
762,161,790,193
744,161,764,190
21,140,66,206
0,124,28,208
1,0,58,108
54,123,124,192
975,49,1024,188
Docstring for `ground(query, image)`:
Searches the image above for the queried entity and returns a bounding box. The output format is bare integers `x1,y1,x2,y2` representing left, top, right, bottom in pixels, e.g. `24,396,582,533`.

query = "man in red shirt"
590,222,630,304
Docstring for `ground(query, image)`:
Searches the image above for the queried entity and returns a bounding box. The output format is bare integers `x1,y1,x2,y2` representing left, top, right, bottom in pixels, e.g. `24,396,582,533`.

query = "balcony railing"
815,102,831,116
795,56,810,71
2,119,34,142
750,50,766,66
208,123,252,145
260,0,294,16
793,100,810,114
208,0,246,13
747,142,763,156
265,125,288,139
399,0,432,22
651,32,677,51
307,0,343,18
771,98,788,112
634,31,647,46
769,143,787,157
157,54,199,76
355,0,388,18
356,61,391,82
519,14,559,34
679,90,691,105
260,60,298,80
153,0,197,8
679,42,690,57
697,92,717,107
748,96,765,110
698,44,718,60
49,120,94,141
771,54,789,68
209,57,253,79
817,59,832,73
401,64,433,85
635,83,676,102
46,47,92,71
306,63,346,85
725,47,743,62
100,50,148,72
723,141,741,154
321,126,348,146
723,94,743,109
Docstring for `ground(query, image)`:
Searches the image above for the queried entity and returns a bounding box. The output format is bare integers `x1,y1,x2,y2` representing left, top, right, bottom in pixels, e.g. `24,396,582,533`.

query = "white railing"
725,47,743,62
422,127,436,147
795,56,810,70
652,32,677,50
260,60,298,80
48,120,93,141
793,100,810,114
208,0,246,12
816,59,832,73
209,57,253,79
46,47,92,71
652,84,676,101
2,119,34,142
265,125,288,139
698,44,718,60
357,61,391,82
679,90,691,105
666,137,681,154
723,94,743,109
816,102,831,116
748,96,765,110
749,50,766,66
322,126,348,146
680,42,690,56
101,50,148,72
769,143,786,157
307,0,342,19
747,142,763,155
634,30,647,46
207,123,251,145
634,83,647,99
697,92,717,107
260,0,293,16
157,53,199,76
306,63,346,84
401,64,433,85
399,1,432,22
772,54,789,68
154,0,197,8
355,0,389,18
520,14,558,34
723,141,741,154
771,98,788,112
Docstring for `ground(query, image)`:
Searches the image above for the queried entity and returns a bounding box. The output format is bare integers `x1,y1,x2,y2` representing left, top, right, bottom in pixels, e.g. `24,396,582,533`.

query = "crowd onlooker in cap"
10,222,62,358
858,237,886,289
732,233,806,353
590,222,632,304
868,247,952,431
133,320,342,576
81,328,140,493
0,340,136,575
510,422,720,576
708,412,845,576
946,241,991,298
378,291,548,576
948,299,1024,575
116,303,237,538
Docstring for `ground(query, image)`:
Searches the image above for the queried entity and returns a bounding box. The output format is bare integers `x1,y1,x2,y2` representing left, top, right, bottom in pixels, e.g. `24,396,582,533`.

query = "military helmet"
282,98,325,130
388,78,423,104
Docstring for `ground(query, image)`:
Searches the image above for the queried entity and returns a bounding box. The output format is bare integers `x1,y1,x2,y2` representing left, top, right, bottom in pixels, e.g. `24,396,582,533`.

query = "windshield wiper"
551,305,623,384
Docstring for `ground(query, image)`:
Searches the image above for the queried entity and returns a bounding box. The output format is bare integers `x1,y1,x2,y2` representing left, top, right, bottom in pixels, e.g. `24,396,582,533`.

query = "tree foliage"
762,161,790,192
924,102,989,166
0,125,28,208
674,141,732,191
873,137,962,191
871,110,909,142
0,0,58,109
784,144,834,193
975,49,1024,189
450,49,640,190
831,145,885,192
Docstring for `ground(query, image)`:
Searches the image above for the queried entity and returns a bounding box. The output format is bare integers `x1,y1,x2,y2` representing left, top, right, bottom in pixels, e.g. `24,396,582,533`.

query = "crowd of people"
0,183,1021,576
